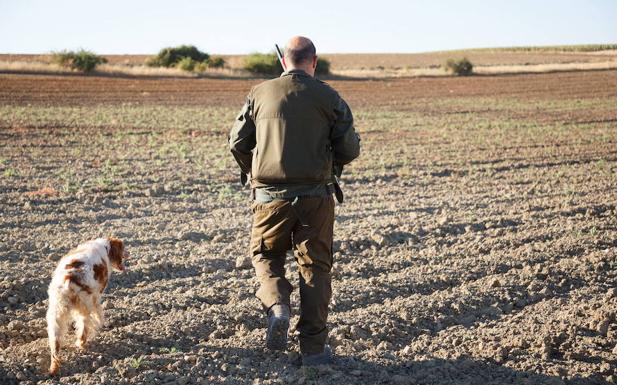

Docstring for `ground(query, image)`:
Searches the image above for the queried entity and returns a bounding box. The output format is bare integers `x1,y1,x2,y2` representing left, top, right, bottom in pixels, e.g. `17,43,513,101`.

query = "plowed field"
1,70,616,385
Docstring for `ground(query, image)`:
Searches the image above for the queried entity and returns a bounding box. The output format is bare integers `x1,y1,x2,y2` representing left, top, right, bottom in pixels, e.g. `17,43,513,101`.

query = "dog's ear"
108,238,126,271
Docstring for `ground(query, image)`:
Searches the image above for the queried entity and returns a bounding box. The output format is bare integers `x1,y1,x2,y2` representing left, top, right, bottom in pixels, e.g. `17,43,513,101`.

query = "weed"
159,346,180,354
3,167,19,177
564,186,577,196
596,159,608,174
129,356,148,369
172,143,190,161
60,169,79,193
216,184,235,201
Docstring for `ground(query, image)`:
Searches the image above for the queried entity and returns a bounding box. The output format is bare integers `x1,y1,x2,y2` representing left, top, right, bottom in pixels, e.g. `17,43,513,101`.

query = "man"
229,36,360,365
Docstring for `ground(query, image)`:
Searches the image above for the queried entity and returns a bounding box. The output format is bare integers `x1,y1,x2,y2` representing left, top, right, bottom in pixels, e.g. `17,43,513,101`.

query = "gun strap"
333,182,344,204
327,181,344,204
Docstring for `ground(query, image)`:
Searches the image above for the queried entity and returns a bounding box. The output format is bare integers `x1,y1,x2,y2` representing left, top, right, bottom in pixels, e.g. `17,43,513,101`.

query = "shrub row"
242,53,331,76
50,46,472,77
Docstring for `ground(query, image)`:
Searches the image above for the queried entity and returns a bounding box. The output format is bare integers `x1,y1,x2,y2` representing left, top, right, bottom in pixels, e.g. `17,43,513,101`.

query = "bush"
52,49,107,73
194,58,226,73
243,53,282,75
315,58,330,76
147,45,209,68
208,56,226,69
244,53,331,76
444,58,473,76
176,57,196,71
194,62,209,73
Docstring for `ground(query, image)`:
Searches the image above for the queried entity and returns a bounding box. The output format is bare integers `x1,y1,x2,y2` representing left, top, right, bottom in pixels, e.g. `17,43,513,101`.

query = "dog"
46,237,129,376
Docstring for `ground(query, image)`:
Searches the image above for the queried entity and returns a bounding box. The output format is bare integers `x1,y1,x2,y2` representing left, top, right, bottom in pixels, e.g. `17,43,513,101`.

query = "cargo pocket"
249,200,292,256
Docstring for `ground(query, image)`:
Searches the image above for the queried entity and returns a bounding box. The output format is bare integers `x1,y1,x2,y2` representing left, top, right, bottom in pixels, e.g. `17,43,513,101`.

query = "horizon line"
1,43,616,56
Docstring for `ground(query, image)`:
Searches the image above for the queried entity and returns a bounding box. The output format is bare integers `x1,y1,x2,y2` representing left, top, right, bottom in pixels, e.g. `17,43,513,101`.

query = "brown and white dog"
46,237,129,376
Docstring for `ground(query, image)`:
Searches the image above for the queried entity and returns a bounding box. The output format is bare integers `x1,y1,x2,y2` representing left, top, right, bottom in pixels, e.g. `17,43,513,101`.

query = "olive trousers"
249,195,334,355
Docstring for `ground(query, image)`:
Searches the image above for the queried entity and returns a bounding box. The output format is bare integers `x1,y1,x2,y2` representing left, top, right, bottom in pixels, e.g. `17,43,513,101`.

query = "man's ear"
312,56,318,69
282,56,287,70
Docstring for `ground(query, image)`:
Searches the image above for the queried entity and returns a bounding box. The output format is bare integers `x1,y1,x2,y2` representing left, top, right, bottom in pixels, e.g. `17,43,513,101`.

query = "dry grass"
331,60,617,78
474,61,617,75
0,61,252,78
0,61,68,74
96,63,194,77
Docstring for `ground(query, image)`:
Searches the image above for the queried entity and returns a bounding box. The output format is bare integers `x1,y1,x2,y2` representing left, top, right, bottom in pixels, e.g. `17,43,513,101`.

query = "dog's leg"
74,314,88,350
92,299,104,338
46,297,68,376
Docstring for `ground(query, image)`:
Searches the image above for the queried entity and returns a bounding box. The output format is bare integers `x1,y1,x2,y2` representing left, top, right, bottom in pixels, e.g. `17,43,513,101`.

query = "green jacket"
229,69,360,197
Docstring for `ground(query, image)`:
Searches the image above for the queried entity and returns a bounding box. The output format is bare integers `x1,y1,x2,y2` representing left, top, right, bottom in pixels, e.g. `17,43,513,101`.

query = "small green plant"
129,356,146,369
596,159,608,173
147,45,209,68
60,169,79,193
159,346,180,354
3,167,19,177
95,175,113,188
52,49,107,73
216,184,235,201
444,57,473,76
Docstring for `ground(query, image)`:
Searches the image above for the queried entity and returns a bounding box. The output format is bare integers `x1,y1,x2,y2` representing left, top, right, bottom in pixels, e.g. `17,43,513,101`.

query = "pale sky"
1,0,615,54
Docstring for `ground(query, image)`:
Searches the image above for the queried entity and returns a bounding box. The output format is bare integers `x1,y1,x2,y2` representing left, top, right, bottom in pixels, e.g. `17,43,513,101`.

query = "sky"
1,0,615,54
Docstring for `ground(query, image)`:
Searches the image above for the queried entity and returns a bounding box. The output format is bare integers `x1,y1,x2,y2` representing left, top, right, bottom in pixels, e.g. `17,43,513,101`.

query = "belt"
253,184,341,203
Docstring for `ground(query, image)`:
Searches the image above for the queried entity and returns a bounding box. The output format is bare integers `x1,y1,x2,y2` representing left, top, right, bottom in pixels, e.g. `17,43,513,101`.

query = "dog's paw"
49,360,60,376
75,340,87,351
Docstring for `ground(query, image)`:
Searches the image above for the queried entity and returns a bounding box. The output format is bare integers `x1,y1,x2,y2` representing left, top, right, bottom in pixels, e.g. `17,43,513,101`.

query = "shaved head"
285,36,316,66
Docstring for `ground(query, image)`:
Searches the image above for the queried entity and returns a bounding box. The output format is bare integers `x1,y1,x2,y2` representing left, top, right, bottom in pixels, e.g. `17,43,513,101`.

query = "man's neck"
285,66,313,77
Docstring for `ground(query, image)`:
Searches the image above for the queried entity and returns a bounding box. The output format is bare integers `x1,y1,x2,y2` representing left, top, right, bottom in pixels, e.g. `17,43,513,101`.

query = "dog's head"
107,237,129,271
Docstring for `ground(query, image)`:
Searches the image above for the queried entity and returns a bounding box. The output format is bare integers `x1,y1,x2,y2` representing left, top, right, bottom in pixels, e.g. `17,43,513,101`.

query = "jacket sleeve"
229,95,256,175
331,93,360,167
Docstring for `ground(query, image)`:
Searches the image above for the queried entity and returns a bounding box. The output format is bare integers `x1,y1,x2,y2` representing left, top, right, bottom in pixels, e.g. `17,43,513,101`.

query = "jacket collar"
280,69,311,78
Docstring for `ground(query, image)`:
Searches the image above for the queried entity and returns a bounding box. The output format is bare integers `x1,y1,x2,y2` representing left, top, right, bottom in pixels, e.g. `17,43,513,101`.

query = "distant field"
1,45,616,78
320,50,617,70
470,44,617,52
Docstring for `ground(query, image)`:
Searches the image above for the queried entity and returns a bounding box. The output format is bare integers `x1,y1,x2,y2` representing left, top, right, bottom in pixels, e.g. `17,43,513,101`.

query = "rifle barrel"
275,44,285,70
